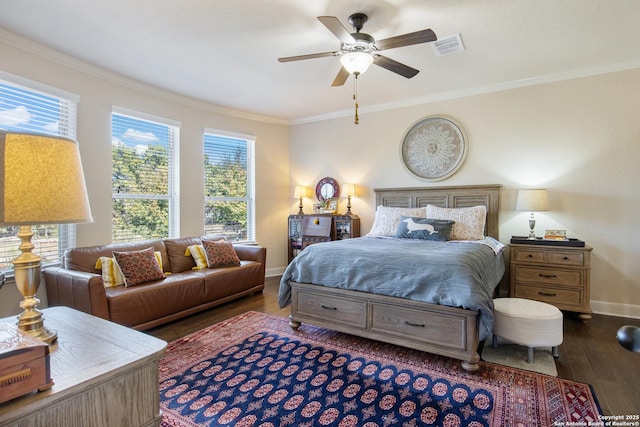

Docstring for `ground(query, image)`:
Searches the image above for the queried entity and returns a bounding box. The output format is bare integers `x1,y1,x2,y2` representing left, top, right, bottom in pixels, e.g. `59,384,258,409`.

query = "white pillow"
425,204,487,240
367,206,427,237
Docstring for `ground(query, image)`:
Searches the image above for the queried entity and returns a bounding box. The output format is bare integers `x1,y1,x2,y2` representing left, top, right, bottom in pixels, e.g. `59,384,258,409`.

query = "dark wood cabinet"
288,214,360,262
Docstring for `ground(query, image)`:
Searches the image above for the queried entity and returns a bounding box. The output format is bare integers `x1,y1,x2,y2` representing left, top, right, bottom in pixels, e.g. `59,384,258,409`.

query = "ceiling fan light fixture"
340,52,374,75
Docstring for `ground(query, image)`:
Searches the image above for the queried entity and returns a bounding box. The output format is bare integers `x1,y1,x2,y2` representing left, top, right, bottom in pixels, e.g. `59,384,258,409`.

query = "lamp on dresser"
516,189,549,239
0,131,93,344
293,186,310,214
342,183,357,215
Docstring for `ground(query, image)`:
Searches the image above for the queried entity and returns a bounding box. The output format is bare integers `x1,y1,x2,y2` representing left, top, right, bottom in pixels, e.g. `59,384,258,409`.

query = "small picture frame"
325,198,338,214
544,229,567,240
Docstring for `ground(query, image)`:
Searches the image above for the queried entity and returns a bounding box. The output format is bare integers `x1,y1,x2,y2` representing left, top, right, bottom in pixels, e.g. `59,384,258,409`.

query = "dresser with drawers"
509,242,593,321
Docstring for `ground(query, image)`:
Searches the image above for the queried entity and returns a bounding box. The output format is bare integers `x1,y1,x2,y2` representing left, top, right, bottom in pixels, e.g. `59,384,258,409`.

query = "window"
111,108,180,242
0,74,79,272
204,130,255,242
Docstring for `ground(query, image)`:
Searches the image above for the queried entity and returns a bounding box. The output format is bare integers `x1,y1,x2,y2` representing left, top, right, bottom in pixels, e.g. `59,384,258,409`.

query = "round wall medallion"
400,116,467,181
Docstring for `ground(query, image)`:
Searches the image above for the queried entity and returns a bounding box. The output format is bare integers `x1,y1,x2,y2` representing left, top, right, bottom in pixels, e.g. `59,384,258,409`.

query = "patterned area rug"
159,311,601,427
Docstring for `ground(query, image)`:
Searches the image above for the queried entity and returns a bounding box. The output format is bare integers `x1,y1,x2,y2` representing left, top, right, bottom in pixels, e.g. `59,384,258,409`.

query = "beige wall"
290,68,640,318
0,37,291,316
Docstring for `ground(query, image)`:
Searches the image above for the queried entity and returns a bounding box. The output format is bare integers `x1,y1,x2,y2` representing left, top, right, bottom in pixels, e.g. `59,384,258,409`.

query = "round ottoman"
492,298,563,363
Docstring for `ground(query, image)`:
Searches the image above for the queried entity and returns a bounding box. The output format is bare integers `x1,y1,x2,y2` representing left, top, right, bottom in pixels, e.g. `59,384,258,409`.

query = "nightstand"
509,242,593,321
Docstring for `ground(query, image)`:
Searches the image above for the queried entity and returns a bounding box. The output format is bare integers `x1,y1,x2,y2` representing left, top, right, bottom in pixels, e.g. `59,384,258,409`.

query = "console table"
0,306,167,426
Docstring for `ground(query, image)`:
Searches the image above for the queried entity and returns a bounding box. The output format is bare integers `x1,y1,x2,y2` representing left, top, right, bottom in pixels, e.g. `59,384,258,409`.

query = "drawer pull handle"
538,291,557,297
527,254,533,258
321,304,337,310
404,321,425,328
563,256,569,260
538,273,557,278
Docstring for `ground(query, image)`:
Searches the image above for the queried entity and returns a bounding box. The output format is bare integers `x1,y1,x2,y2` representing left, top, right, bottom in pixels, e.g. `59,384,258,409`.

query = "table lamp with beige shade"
0,131,93,344
515,189,549,240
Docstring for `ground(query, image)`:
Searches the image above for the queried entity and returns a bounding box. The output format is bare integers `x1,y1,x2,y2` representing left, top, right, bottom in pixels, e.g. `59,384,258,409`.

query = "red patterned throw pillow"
202,240,241,268
113,247,165,287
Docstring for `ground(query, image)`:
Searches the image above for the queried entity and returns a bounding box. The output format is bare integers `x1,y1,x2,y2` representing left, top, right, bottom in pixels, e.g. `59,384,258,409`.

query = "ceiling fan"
278,13,437,86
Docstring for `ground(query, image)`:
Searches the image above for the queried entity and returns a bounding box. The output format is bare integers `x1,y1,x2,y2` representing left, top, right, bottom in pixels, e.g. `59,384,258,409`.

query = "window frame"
0,72,80,273
203,128,256,243
111,106,180,243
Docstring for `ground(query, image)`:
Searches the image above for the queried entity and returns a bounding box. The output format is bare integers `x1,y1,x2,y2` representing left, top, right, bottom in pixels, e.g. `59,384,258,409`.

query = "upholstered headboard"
374,184,502,240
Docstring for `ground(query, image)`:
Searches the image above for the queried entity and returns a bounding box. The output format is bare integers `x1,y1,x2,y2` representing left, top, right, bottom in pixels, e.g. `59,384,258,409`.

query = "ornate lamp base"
13,225,58,345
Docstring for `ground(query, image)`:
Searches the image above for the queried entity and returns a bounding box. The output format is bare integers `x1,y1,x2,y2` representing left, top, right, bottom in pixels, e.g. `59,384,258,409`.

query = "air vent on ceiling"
431,33,465,56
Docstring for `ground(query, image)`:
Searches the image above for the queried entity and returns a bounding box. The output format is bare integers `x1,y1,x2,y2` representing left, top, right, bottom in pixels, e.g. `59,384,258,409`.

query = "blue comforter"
279,236,505,340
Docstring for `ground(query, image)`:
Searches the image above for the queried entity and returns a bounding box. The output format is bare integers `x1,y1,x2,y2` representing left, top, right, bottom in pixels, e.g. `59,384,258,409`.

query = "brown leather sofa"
44,236,266,330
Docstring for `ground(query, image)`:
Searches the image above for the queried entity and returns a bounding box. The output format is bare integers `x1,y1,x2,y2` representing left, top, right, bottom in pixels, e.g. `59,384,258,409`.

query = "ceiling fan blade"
375,29,437,50
373,55,419,78
278,51,340,62
318,16,355,43
331,67,350,87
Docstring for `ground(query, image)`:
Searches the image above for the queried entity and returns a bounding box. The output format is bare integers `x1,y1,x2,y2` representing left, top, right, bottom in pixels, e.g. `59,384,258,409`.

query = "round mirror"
315,177,340,203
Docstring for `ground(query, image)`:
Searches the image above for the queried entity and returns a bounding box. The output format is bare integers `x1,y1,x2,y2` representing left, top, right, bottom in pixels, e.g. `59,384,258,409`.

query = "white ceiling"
1,0,640,123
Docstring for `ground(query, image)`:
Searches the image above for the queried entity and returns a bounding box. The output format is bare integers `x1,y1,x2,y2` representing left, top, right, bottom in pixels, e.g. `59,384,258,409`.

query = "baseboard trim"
266,267,286,278
591,300,640,320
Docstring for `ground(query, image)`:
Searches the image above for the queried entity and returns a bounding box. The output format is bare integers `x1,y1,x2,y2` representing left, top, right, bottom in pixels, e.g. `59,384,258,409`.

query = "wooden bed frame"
288,184,502,372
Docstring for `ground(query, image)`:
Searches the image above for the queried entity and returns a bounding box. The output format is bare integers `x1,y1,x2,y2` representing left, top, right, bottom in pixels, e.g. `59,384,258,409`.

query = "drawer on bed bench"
294,289,367,328
370,303,468,351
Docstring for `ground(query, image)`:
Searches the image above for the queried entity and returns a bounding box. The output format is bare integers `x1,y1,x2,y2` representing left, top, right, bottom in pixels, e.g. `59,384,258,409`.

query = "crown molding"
291,60,640,125
0,27,288,126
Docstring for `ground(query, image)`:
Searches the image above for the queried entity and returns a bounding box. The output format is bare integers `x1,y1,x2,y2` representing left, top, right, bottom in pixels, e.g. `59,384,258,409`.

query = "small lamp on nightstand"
293,186,310,214
342,183,356,215
516,189,549,239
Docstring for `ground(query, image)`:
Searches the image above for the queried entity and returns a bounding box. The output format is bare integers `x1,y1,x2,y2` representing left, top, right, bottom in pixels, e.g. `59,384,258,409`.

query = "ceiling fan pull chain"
353,75,359,124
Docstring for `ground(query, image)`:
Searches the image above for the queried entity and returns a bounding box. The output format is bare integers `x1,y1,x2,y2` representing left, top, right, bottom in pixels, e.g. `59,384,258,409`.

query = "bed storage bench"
289,282,481,371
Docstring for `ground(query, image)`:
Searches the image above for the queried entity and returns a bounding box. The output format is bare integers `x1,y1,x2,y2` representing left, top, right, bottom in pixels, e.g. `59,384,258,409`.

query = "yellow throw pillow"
185,244,208,270
96,256,125,288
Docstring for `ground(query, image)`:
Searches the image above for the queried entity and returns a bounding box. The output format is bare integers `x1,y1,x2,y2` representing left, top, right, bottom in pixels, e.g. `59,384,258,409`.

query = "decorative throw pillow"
202,240,241,268
96,256,125,288
96,251,163,287
425,204,487,240
367,206,427,237
112,247,165,287
395,216,455,241
185,244,208,270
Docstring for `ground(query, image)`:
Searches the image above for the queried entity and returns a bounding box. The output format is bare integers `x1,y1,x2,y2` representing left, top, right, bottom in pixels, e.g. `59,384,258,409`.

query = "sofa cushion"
113,247,165,287
202,240,241,267
105,272,205,327
64,239,168,273
196,261,264,301
164,236,203,273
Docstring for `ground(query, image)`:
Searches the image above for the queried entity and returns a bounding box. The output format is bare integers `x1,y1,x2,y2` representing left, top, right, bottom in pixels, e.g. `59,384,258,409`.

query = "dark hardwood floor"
147,276,639,417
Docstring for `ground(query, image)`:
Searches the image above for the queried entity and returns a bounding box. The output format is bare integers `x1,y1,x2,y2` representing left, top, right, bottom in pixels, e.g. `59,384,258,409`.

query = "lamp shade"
516,189,549,212
340,52,374,75
0,131,93,225
293,185,310,199
342,183,356,197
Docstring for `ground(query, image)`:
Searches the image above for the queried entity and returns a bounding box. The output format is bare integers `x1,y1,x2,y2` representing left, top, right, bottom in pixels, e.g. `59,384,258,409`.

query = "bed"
278,184,504,372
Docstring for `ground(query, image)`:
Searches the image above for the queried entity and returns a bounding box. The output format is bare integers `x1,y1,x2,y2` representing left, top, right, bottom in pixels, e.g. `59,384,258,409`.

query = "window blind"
203,130,255,243
0,75,79,272
111,109,180,242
